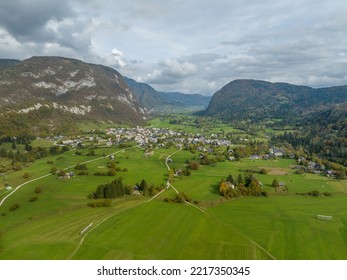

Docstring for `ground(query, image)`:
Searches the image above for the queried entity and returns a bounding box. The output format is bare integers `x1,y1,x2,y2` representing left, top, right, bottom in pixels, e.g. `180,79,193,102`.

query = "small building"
317,215,332,221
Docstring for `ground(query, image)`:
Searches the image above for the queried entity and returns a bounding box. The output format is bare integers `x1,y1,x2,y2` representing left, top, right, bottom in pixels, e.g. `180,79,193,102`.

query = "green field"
1,146,347,260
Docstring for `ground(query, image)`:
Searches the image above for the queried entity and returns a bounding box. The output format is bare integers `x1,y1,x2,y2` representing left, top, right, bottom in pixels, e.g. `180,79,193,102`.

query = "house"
249,154,261,160
5,186,13,191
278,182,287,191
270,147,285,157
174,169,183,176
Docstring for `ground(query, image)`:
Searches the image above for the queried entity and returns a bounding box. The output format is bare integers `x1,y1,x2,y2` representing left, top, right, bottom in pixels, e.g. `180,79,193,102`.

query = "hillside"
124,77,180,109
124,77,211,110
203,79,347,121
202,79,347,165
0,56,146,136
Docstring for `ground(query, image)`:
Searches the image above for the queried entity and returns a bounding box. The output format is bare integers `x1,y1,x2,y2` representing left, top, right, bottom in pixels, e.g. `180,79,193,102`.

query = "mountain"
123,77,180,109
160,91,211,108
203,79,347,121
202,79,347,165
124,77,211,110
0,56,146,136
0,59,21,68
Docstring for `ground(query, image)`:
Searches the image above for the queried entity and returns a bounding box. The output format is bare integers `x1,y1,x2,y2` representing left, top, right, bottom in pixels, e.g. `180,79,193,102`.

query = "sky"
0,0,347,95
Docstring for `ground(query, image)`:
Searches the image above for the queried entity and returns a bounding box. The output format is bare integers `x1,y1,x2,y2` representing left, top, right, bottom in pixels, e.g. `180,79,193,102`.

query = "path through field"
0,148,128,208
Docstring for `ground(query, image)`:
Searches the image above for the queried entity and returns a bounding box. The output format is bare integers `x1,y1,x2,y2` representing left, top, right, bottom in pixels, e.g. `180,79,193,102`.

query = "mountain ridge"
124,77,211,110
202,79,347,121
0,56,147,135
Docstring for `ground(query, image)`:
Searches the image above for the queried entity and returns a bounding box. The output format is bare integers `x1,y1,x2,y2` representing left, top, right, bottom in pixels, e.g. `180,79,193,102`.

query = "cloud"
0,0,74,39
1,0,347,94
143,59,197,85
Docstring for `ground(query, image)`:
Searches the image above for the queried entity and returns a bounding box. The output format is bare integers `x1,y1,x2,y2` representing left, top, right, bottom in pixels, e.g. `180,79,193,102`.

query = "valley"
1,115,346,260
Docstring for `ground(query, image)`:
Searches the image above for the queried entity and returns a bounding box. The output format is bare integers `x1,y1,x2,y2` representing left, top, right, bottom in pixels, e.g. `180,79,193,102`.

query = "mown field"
1,145,347,260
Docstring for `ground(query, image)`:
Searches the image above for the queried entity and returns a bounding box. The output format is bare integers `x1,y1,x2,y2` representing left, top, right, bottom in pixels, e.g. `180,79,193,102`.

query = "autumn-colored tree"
249,179,261,196
219,181,231,196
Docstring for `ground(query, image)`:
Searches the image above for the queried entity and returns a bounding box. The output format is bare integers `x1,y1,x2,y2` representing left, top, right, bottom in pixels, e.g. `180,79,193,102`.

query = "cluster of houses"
105,126,232,149
294,158,337,177
249,147,287,161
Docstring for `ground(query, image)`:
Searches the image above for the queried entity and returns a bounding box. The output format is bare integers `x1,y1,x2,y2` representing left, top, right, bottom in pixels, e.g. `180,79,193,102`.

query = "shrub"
86,150,97,156
50,167,58,174
75,163,88,170
34,187,42,194
87,199,112,208
23,172,31,179
259,168,268,174
107,169,116,176
261,191,268,197
29,196,38,202
9,203,20,211
309,190,320,197
188,161,200,170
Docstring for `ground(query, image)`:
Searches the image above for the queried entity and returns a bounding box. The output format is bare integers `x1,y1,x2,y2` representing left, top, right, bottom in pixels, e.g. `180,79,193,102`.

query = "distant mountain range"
1,56,346,141
124,77,211,110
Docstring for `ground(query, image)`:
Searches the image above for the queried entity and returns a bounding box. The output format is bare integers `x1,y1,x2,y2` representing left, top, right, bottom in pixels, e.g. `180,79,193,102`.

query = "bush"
9,203,20,211
29,196,38,202
34,187,42,194
259,168,268,174
87,199,112,208
23,172,31,179
308,190,320,197
261,191,268,197
86,150,97,156
107,169,116,176
188,161,200,170
75,163,88,170
50,167,58,174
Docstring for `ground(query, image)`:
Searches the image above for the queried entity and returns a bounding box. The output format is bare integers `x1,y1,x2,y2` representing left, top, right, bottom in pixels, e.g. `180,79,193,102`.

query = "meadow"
1,143,346,260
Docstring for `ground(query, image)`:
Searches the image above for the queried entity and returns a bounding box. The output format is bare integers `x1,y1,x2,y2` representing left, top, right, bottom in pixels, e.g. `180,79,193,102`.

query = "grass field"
1,146,346,260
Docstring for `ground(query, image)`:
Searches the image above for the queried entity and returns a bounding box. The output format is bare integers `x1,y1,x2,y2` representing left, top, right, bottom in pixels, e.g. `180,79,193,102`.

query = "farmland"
0,117,347,260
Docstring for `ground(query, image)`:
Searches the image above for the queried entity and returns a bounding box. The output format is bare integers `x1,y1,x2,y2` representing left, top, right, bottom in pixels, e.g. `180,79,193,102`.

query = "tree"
337,169,346,180
226,174,234,184
219,181,231,196
237,173,244,185
244,173,254,187
272,179,279,188
249,179,261,196
139,179,148,191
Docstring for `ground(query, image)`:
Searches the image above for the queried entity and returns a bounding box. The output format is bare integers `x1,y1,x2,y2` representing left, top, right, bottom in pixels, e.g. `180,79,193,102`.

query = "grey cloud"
0,0,74,38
